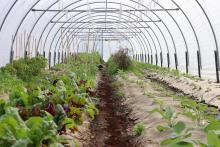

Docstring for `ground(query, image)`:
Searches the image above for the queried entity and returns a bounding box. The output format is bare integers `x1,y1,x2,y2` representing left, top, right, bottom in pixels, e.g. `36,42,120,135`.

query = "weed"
143,92,155,98
107,49,131,75
133,123,145,136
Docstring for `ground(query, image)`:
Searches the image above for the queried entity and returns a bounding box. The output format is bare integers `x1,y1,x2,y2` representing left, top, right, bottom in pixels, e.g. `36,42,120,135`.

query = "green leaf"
0,107,30,146
63,118,76,129
170,141,193,147
204,120,220,132
173,122,186,134
207,131,220,147
26,117,57,147
156,125,169,132
164,106,173,120
160,133,192,146
161,136,182,146
12,139,30,147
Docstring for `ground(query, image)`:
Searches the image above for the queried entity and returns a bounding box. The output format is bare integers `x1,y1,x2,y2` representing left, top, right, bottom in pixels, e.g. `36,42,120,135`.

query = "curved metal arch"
61,22,137,54
10,0,41,51
40,2,162,58
170,0,200,53
33,0,175,63
55,19,142,57
53,17,147,58
76,34,136,57
53,11,158,55
151,0,188,54
56,5,165,55
24,0,59,53
194,0,219,63
39,2,150,58
34,2,171,57
1,0,218,67
0,0,18,31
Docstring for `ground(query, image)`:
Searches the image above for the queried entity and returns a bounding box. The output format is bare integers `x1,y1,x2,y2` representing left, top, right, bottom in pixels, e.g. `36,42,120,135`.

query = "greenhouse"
0,0,220,146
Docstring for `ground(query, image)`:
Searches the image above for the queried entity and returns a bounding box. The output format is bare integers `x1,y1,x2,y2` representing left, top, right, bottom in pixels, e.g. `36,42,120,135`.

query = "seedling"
133,123,145,136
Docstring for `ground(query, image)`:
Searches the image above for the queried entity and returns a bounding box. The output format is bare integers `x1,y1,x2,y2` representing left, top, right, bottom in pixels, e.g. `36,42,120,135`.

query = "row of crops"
105,50,220,147
1,49,220,147
0,53,101,147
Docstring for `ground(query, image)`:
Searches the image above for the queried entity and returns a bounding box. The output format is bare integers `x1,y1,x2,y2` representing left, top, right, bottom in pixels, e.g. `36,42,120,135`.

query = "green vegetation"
118,59,220,146
127,61,202,81
107,49,132,75
149,81,220,146
0,53,101,147
133,123,145,136
2,56,47,81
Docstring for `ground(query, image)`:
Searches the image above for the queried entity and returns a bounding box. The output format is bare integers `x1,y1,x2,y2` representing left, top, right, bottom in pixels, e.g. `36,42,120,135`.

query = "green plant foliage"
207,131,220,147
106,49,132,75
0,107,60,147
0,53,101,146
25,116,58,147
1,56,47,81
133,123,145,136
173,122,186,134
107,56,119,75
0,70,24,94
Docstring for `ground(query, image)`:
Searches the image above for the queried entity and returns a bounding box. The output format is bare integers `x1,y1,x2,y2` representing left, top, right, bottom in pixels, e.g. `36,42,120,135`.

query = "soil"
86,68,135,147
78,70,209,146
144,69,220,109
118,73,207,146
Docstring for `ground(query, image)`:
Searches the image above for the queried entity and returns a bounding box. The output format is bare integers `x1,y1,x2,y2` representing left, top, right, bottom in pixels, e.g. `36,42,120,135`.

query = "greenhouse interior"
1,0,220,146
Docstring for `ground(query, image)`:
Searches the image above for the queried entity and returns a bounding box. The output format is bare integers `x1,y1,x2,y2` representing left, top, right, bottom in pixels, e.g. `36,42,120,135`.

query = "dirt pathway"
86,69,135,147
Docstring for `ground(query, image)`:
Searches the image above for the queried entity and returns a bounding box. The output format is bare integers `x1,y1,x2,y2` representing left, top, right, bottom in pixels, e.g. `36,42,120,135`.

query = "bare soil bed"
85,68,136,147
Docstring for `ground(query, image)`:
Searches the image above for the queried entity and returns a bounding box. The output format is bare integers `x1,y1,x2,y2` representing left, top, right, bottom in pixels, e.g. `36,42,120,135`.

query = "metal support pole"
43,51,45,58
141,54,143,62
151,54,153,64
197,50,201,78
174,53,178,70
214,50,220,83
167,53,170,68
58,52,60,64
10,50,14,64
25,51,28,58
145,54,147,63
148,54,150,64
160,52,163,67
185,51,189,74
101,30,104,59
54,51,56,66
48,51,51,69
61,51,64,63
155,53,158,66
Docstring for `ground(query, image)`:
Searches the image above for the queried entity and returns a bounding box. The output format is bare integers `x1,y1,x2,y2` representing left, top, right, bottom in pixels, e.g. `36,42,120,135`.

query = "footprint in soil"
87,69,136,147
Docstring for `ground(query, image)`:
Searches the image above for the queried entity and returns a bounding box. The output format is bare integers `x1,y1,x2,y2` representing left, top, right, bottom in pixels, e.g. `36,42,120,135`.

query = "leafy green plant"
0,53,100,146
0,70,24,94
160,121,195,147
133,123,145,136
2,56,47,81
107,49,131,75
0,107,67,147
107,56,119,75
